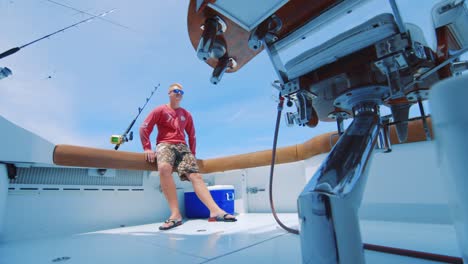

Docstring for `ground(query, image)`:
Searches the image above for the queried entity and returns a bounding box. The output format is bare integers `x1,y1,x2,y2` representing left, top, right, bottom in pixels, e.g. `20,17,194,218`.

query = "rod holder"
197,17,226,62
248,15,282,51
210,57,236,85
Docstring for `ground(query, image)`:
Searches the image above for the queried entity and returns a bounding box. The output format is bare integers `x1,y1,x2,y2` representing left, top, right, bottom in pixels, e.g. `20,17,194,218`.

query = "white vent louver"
9,167,143,186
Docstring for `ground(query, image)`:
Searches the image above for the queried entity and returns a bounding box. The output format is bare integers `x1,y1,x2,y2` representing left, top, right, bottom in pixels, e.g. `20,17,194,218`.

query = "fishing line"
44,0,132,31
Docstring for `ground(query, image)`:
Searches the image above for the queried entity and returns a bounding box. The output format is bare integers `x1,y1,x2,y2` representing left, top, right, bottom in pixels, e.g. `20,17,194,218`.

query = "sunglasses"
172,89,184,95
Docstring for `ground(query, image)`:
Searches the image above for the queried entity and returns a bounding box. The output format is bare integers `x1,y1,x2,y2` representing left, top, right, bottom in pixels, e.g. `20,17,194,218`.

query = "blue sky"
0,0,443,158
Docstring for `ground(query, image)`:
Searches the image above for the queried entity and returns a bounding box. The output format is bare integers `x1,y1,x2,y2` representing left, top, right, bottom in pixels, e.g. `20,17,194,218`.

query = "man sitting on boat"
139,83,237,230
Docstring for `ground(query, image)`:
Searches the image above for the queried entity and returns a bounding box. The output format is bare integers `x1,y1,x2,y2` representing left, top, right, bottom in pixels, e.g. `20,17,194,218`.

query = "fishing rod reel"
271,80,318,127
110,132,133,146
0,67,12,80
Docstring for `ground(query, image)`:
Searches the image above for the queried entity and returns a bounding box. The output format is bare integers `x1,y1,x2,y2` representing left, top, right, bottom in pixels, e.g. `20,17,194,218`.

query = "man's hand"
144,149,156,163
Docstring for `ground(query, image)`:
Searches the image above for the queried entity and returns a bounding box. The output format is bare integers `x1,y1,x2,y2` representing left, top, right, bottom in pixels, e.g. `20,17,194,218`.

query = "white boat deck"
0,214,460,264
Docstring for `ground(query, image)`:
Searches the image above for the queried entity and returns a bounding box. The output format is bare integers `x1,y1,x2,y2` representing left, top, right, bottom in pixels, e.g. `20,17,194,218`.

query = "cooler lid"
207,185,234,191
184,184,234,193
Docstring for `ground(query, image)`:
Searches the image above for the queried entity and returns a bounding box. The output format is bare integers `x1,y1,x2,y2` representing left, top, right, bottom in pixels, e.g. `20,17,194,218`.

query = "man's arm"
185,112,196,157
139,108,160,151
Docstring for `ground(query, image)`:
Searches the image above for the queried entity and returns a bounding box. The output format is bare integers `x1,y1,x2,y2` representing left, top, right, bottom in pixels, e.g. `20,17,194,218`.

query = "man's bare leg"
159,163,182,225
188,172,236,219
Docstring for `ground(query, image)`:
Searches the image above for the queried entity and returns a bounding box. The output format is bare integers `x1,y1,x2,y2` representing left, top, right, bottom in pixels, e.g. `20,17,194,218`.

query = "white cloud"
0,75,101,147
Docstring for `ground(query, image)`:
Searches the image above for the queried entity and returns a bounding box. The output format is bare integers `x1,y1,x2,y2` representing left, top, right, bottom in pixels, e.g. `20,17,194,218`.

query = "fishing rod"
0,9,116,60
111,84,160,150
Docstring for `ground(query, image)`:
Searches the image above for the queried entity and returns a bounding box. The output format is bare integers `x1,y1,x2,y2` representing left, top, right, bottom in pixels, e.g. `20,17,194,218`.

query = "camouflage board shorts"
156,143,199,181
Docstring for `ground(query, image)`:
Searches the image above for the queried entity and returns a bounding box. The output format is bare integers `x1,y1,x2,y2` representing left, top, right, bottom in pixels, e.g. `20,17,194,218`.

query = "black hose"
269,95,299,234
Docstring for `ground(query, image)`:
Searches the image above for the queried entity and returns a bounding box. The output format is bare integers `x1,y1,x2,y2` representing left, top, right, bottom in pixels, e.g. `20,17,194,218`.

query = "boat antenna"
0,9,116,60
111,84,160,150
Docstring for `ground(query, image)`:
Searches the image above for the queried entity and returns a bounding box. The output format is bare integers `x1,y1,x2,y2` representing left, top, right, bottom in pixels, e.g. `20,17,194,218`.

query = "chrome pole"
388,0,406,33
298,102,381,264
417,99,432,141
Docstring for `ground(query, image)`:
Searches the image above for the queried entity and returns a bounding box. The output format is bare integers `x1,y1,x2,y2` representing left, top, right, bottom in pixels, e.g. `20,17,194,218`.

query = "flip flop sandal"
208,213,237,222
159,219,183,230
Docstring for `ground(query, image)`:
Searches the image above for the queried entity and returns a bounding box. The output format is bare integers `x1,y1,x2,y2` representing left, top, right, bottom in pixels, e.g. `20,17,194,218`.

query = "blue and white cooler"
184,185,235,219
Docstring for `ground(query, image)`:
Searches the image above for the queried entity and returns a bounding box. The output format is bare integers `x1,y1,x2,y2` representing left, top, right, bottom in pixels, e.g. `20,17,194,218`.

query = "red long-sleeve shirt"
139,105,196,156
